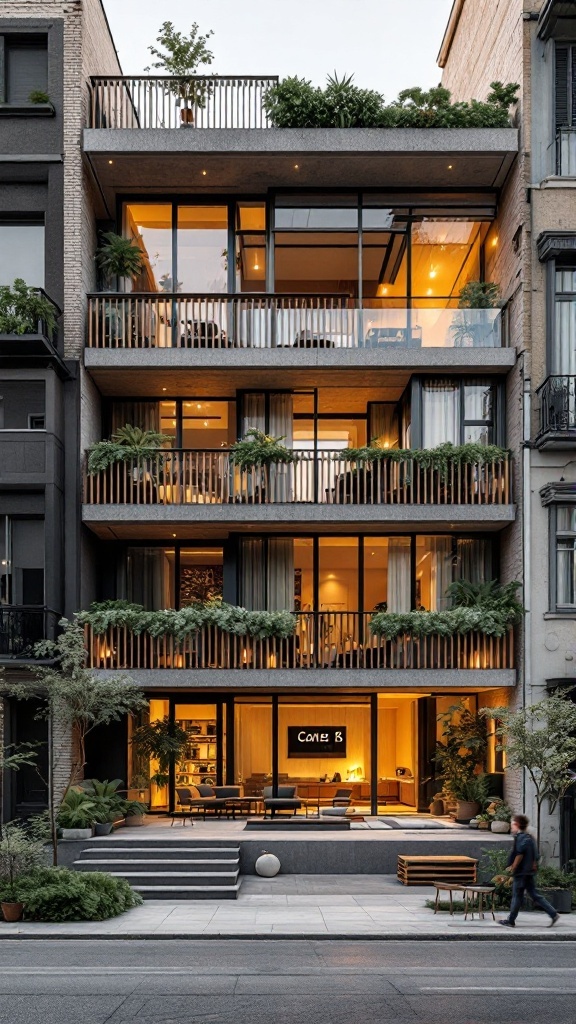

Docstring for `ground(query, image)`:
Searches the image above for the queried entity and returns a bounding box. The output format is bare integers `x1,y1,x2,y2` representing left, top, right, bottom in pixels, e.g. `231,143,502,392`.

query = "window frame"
0,33,48,107
550,503,576,614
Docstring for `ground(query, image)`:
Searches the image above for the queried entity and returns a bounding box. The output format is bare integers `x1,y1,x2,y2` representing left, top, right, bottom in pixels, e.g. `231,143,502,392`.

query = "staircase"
72,837,241,899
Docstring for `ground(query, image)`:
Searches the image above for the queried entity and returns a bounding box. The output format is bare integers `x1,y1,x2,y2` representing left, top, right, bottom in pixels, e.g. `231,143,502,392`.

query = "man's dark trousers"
508,875,557,923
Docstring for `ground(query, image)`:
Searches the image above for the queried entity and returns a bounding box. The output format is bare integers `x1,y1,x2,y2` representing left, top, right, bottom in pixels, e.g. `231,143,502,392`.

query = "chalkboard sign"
287,726,347,758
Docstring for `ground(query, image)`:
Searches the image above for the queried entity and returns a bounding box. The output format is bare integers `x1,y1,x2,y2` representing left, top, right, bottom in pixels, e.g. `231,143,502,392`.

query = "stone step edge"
75,858,239,866
133,884,242,892
106,871,240,879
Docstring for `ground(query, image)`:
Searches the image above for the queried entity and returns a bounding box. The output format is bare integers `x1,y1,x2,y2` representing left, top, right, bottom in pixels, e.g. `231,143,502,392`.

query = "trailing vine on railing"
229,429,297,469
86,425,174,475
337,441,509,478
78,600,297,641
370,581,524,640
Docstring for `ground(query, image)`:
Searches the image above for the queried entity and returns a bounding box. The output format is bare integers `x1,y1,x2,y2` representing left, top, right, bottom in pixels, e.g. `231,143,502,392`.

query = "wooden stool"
464,885,496,920
433,881,466,915
168,811,194,827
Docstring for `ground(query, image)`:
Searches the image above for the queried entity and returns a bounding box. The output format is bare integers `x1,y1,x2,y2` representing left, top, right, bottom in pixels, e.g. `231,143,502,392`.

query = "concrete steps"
72,839,242,900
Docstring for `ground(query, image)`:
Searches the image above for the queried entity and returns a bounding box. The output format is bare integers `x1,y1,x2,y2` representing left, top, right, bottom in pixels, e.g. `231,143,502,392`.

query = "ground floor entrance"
125,690,504,816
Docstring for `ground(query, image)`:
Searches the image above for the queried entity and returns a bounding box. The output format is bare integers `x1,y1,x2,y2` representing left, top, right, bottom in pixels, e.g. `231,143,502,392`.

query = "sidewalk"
1,876,575,940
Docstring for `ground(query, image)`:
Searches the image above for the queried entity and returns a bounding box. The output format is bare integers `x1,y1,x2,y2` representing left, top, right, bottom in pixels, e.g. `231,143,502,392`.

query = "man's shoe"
499,919,515,927
550,914,560,927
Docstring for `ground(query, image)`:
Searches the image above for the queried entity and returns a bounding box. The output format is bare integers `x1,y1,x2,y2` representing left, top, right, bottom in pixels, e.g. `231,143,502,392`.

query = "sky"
102,0,455,99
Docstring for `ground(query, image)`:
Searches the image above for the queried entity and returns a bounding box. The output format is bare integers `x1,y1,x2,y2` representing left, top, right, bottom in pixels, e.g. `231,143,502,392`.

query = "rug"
378,817,452,830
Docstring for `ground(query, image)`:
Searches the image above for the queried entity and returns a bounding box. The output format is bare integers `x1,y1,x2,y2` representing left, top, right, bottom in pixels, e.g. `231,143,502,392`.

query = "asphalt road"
0,939,575,1024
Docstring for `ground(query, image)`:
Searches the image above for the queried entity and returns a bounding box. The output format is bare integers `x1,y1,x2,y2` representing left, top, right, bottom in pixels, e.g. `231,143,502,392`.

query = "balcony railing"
86,613,514,671
556,128,576,176
0,606,59,659
88,76,278,129
86,294,503,350
537,375,576,437
83,449,512,507
0,289,60,349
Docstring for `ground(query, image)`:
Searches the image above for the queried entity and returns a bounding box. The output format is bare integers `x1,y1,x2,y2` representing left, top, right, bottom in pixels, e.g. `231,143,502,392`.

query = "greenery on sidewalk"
0,868,142,922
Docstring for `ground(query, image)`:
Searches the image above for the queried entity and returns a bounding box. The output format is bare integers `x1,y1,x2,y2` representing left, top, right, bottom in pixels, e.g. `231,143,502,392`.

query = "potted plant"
80,779,126,837
451,775,490,823
29,90,52,108
434,701,488,821
86,425,173,501
537,866,574,915
95,232,144,289
122,800,148,827
145,20,215,127
476,811,492,831
0,822,46,923
490,802,512,833
229,429,296,503
0,279,57,338
450,281,502,347
57,788,96,840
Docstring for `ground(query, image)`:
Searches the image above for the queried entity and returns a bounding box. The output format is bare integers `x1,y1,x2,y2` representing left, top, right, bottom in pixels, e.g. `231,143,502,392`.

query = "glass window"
422,379,495,447
179,549,223,606
235,697,272,789
0,222,44,288
124,204,173,292
274,230,359,296
125,547,175,609
556,506,576,609
278,695,370,791
0,381,45,429
553,269,576,375
0,516,44,606
235,203,266,293
177,206,228,292
411,220,483,307
181,400,232,449
5,37,48,105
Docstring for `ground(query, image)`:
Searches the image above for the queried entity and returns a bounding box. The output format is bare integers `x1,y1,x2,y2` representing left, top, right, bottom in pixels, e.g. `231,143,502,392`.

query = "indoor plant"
0,278,57,337
434,701,488,821
145,20,215,126
0,822,46,923
451,281,502,347
57,788,96,840
130,716,189,808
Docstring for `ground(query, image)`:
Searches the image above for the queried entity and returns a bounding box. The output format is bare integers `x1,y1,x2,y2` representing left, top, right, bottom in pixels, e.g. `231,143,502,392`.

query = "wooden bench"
397,855,477,886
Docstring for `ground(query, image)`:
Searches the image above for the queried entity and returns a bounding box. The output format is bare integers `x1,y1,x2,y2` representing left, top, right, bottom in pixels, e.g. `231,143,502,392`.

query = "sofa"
262,785,302,818
176,784,242,819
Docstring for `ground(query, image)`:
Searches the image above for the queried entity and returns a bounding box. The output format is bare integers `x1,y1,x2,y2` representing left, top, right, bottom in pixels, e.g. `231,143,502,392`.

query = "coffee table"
224,796,262,820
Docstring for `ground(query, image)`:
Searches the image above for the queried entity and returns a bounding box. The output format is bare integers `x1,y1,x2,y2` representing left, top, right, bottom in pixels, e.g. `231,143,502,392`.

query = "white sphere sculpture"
255,851,281,877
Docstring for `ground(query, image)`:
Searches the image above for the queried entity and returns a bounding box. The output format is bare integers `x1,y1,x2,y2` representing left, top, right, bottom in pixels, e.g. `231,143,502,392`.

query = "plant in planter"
29,90,51,105
0,821,46,922
86,424,173,479
122,799,148,827
229,428,297,470
537,866,575,914
490,802,512,833
80,779,126,836
95,232,145,290
0,278,57,337
434,701,488,821
57,788,96,840
146,20,215,126
451,281,502,347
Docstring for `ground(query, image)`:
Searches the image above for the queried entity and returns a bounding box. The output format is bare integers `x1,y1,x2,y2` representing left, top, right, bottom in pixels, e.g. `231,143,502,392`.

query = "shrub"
86,425,174,475
57,788,96,830
337,441,509,476
263,76,519,129
0,278,57,336
0,868,142,921
0,822,47,901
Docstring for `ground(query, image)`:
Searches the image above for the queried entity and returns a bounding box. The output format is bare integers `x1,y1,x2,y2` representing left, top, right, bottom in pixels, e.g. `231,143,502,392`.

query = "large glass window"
4,36,48,105
124,204,173,292
553,268,576,375
235,203,266,292
177,206,228,292
0,222,44,288
411,219,482,305
274,196,359,296
555,506,576,610
122,546,223,609
421,379,496,447
0,515,44,606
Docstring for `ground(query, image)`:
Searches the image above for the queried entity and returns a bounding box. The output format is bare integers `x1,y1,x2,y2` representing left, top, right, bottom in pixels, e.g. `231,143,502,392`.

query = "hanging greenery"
337,441,509,478
369,580,524,641
229,428,297,469
86,425,174,475
78,601,297,642
0,279,58,337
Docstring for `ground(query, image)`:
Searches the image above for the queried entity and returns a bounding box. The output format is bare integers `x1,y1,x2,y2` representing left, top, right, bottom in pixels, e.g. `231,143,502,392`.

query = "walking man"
499,814,560,928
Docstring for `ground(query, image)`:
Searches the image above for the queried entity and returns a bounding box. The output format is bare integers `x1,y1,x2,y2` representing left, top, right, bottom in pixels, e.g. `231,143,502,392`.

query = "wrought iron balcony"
85,612,514,672
536,375,576,445
556,128,576,176
88,76,278,130
0,606,59,659
86,294,503,350
83,449,512,508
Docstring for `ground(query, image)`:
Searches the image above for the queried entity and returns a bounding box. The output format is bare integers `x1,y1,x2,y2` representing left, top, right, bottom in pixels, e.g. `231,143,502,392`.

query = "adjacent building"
6,0,571,851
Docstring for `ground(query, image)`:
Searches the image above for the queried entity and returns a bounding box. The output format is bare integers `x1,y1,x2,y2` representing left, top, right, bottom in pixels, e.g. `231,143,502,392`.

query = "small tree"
0,619,146,864
131,717,189,791
0,820,47,902
434,700,487,801
481,690,576,848
146,21,215,124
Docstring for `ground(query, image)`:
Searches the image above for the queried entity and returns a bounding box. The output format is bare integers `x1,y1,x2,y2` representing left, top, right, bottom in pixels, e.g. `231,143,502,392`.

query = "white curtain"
126,547,170,609
269,393,294,501
429,537,453,611
422,382,460,447
387,539,411,612
457,539,492,586
241,393,266,434
267,538,294,611
554,291,576,375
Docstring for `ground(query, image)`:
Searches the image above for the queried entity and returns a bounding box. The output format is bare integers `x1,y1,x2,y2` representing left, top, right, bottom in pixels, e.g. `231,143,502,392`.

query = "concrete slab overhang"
90,667,517,690
82,502,517,541
82,127,519,208
84,345,517,397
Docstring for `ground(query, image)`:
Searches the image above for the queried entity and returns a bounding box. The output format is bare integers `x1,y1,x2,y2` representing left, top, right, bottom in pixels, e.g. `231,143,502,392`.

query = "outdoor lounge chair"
262,785,302,817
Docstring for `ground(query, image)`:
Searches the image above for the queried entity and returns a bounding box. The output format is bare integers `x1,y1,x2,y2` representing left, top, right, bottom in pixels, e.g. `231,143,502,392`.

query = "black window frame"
550,503,576,614
0,33,48,106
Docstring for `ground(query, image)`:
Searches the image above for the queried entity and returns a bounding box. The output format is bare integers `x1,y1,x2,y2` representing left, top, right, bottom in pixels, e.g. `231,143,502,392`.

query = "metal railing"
0,606,59,659
537,375,576,436
83,449,512,507
0,289,60,347
86,294,503,350
88,76,278,129
85,613,514,671
556,128,576,176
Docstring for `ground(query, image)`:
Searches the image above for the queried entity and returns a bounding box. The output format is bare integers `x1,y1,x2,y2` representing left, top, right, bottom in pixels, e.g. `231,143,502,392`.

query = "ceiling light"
197,403,202,409
108,160,113,165
294,163,299,170
253,261,260,271
202,169,207,176
162,387,167,392
172,533,177,538
203,420,208,427
429,269,437,279
448,164,453,169
427,288,433,295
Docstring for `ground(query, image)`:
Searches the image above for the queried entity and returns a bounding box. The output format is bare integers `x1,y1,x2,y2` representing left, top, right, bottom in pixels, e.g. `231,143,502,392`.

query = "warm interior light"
203,420,208,427
448,164,453,169
492,236,499,247
427,288,433,296
253,260,260,271
429,269,437,279
162,387,167,392
294,163,299,170
172,533,177,538
202,170,207,176
108,160,113,165
197,403,202,409
383,441,390,449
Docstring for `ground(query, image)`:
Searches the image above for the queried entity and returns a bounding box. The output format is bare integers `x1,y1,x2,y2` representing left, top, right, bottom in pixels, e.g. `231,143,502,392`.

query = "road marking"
421,987,575,993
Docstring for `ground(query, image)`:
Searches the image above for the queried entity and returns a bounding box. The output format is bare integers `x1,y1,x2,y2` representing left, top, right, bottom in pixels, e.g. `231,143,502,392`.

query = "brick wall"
1,1,121,360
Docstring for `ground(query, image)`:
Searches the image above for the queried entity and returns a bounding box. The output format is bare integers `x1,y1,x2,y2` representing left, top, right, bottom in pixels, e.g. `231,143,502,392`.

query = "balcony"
556,128,576,176
85,612,515,676
0,289,61,362
83,450,512,511
85,295,513,382
536,376,576,448
0,606,59,661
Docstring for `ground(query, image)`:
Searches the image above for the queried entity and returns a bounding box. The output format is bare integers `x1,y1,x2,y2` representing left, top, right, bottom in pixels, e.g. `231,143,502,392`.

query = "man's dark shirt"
507,831,538,876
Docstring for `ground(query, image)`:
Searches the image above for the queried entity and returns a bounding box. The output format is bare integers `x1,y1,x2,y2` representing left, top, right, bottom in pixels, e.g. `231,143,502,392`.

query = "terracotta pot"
180,107,194,125
1,901,24,923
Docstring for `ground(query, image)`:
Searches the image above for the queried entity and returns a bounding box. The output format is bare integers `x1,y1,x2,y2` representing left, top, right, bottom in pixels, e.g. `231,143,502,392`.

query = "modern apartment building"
1,0,535,831
441,0,576,864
